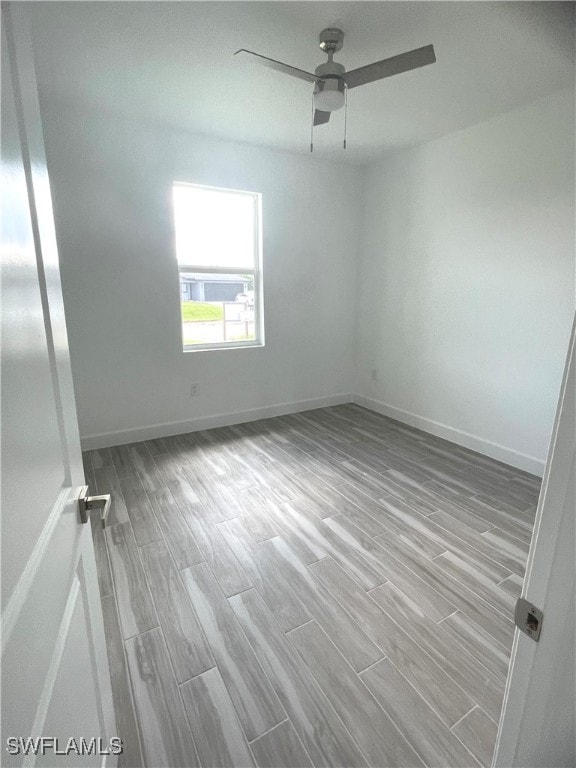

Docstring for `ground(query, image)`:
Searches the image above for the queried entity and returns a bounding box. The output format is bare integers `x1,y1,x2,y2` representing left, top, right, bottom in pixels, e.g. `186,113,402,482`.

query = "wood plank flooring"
84,404,539,768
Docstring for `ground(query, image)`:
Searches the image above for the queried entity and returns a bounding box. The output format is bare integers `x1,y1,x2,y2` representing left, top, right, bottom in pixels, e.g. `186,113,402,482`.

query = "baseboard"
80,393,353,450
81,390,546,477
352,394,545,477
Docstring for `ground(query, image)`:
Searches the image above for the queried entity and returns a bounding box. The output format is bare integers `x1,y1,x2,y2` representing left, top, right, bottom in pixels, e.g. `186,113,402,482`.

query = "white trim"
179,265,256,275
184,340,264,353
80,394,352,450
352,394,545,477
80,390,546,476
173,180,261,199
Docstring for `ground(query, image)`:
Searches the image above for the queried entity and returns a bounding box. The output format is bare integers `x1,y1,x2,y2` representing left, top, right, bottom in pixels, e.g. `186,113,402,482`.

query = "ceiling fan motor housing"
314,61,345,111
318,28,344,53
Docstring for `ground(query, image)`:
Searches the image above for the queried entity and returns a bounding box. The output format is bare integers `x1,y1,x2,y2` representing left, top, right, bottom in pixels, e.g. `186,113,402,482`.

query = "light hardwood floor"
83,404,540,768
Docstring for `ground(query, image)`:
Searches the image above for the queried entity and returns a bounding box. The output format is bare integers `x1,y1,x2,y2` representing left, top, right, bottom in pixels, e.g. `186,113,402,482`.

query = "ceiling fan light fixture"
313,77,345,112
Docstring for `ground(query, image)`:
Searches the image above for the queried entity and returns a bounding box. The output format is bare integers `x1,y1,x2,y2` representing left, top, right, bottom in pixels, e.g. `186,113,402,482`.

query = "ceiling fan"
235,28,436,147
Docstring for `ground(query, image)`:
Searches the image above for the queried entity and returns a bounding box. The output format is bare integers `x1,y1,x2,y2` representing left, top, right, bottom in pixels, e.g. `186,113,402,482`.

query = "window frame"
173,182,264,353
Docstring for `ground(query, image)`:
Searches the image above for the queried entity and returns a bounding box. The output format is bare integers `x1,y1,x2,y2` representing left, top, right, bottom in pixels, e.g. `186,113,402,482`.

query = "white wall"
41,108,362,447
41,90,574,469
355,89,575,475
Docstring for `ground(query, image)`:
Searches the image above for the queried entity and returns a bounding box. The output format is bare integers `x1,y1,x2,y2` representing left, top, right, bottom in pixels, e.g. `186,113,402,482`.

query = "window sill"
183,341,265,353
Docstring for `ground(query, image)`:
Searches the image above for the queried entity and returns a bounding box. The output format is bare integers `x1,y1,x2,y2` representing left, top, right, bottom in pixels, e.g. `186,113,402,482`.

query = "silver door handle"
78,485,112,528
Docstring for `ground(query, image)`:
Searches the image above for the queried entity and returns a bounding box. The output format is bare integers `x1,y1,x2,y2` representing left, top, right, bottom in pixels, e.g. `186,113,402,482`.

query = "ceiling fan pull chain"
343,83,348,150
310,91,315,152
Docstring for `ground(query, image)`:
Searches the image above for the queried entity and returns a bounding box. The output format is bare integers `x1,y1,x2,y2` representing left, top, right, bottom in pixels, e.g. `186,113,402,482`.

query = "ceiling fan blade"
344,44,436,90
313,109,331,126
234,49,318,84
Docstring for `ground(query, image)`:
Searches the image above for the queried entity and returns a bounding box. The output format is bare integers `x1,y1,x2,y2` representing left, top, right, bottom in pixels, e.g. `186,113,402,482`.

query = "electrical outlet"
371,369,378,382
190,383,200,397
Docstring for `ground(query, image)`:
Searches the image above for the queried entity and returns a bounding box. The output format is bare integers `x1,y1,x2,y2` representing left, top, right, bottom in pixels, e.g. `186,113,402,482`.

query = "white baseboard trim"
81,390,546,477
352,394,545,477
80,393,353,451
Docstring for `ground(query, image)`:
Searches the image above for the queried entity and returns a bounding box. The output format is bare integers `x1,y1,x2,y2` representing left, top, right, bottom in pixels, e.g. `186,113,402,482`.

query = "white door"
1,4,116,766
494,317,575,767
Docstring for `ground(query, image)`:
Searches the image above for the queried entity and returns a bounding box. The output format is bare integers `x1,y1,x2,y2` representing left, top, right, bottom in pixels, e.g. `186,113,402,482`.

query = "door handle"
78,485,112,528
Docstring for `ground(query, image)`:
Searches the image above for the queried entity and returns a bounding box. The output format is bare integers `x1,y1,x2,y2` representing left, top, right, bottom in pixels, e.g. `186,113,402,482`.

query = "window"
172,182,263,350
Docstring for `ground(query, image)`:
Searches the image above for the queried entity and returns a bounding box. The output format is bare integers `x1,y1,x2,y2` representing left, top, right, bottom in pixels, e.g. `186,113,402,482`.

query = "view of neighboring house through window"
172,182,263,349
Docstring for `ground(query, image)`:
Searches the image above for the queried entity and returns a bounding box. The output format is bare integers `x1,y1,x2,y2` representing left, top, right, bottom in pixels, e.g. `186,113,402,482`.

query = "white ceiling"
29,1,574,165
